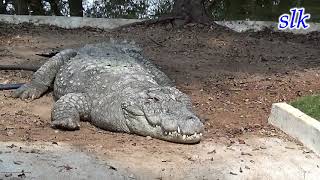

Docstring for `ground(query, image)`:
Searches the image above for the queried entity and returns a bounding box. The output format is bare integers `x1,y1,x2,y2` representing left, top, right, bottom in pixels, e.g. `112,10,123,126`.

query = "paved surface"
0,142,133,180
1,137,320,180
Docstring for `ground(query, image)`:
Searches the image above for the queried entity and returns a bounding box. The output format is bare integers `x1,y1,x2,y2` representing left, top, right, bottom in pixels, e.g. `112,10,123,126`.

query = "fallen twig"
147,36,166,47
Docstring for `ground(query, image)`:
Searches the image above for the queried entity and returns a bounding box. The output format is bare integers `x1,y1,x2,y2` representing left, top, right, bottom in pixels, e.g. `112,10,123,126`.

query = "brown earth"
0,22,320,178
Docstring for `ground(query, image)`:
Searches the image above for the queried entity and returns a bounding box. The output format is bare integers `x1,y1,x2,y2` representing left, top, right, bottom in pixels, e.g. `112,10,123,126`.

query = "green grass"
291,95,320,121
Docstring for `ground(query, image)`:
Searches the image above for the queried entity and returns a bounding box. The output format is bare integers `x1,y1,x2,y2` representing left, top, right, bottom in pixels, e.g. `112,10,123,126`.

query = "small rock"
15,110,24,116
30,149,40,154
241,152,253,156
238,139,245,144
253,124,261,128
285,146,295,150
207,149,216,154
5,173,12,177
245,165,250,169
58,165,73,172
13,161,23,165
230,172,238,175
52,141,58,145
187,155,198,162
146,136,152,140
252,147,260,151
303,149,312,154
259,145,267,149
18,170,26,178
7,144,17,148
239,167,243,173
109,165,117,171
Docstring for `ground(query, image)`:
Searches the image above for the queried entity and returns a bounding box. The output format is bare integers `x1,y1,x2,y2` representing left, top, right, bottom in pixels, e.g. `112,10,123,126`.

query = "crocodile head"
121,87,204,144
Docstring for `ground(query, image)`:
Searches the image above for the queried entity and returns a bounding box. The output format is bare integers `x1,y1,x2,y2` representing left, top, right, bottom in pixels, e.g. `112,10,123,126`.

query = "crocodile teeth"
177,127,181,134
182,135,186,139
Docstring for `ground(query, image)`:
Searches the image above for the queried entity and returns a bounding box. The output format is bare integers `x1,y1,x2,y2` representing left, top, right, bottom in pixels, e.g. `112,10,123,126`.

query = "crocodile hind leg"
51,93,92,130
13,49,77,100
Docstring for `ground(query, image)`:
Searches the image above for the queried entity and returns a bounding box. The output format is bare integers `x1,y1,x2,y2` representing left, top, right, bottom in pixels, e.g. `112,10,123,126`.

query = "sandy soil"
0,22,320,179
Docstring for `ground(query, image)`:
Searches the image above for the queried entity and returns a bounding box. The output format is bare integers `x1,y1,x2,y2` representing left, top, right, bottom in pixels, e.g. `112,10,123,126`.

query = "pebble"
230,172,238,175
146,136,152,140
241,152,253,156
238,139,245,144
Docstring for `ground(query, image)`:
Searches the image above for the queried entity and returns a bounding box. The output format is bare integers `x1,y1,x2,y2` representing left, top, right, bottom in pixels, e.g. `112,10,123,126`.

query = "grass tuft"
291,95,320,121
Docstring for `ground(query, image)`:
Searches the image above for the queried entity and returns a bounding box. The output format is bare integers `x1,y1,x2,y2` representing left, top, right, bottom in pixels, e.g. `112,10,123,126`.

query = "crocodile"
10,40,204,143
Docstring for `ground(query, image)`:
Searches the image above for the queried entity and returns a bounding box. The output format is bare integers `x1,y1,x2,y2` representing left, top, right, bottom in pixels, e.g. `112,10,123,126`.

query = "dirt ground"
0,22,320,179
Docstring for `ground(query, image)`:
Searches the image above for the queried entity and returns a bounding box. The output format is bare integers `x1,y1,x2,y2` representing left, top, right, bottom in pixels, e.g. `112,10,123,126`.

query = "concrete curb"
268,103,320,155
0,14,144,29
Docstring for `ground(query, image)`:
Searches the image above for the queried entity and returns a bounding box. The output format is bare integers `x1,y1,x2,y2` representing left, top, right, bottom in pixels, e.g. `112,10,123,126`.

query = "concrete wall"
0,15,143,29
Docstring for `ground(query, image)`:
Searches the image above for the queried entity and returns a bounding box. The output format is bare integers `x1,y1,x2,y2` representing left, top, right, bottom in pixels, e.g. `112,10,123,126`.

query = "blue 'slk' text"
278,8,311,30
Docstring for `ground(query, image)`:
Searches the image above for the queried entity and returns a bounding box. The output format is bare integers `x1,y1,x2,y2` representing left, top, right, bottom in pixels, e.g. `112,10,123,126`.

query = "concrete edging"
0,14,144,29
268,103,320,155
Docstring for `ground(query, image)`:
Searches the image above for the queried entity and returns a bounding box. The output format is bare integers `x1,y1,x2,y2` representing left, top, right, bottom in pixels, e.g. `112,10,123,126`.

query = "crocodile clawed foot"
12,83,48,101
51,118,80,131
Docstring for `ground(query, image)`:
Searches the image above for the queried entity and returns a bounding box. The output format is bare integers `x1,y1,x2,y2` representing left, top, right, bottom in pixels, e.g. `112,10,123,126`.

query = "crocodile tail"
0,83,25,90
0,65,40,71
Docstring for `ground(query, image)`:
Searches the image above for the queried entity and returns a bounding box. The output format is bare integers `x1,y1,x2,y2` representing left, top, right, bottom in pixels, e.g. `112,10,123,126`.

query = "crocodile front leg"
51,93,92,130
13,49,77,100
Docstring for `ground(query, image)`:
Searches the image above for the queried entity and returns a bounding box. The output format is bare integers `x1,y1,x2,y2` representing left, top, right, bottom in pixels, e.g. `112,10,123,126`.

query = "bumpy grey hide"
13,41,204,143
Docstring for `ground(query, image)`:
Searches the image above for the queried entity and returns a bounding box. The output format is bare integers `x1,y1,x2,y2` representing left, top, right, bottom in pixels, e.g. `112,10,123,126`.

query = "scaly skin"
13,41,204,144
